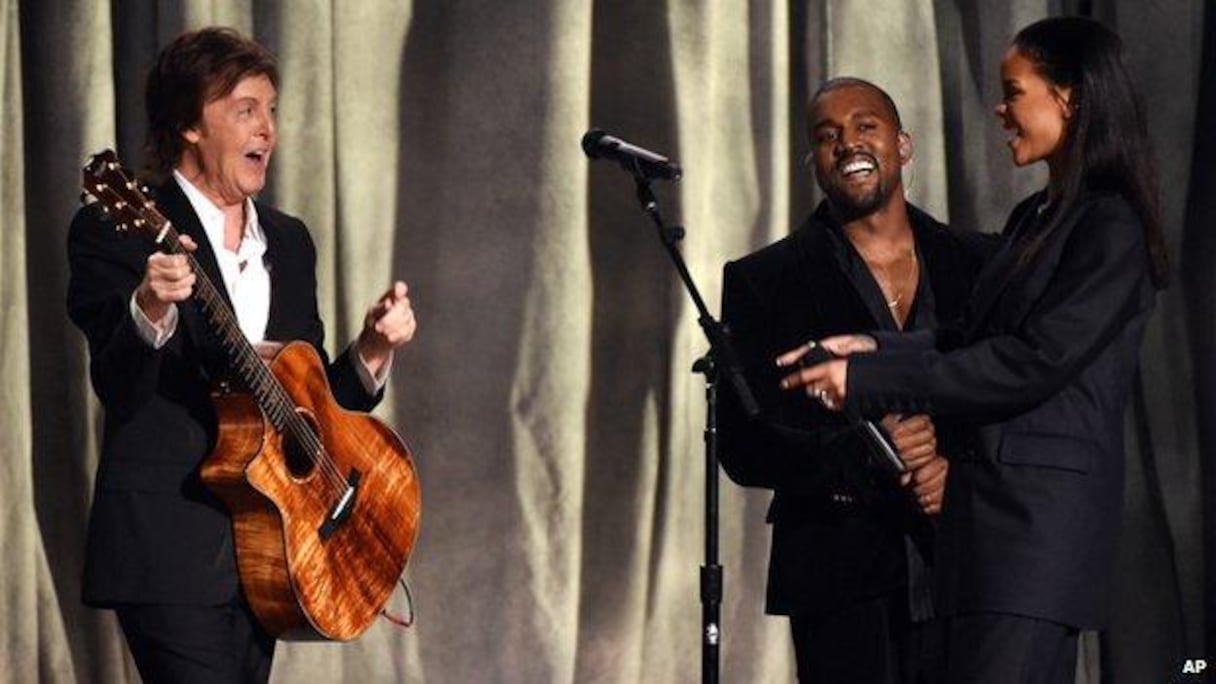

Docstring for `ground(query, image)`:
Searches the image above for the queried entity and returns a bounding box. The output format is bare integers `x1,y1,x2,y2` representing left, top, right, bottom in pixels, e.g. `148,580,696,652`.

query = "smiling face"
996,47,1073,170
807,84,908,220
177,74,277,208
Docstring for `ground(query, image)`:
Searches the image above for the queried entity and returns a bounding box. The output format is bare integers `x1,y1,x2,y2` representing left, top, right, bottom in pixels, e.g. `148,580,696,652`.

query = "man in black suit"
718,78,993,682
66,28,416,682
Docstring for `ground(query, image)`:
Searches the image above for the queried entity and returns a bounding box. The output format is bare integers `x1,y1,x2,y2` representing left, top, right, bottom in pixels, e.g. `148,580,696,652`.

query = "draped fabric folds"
3,1,1206,681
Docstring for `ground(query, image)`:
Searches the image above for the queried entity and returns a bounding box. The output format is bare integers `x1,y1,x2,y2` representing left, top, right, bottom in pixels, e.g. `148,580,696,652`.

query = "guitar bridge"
318,468,362,540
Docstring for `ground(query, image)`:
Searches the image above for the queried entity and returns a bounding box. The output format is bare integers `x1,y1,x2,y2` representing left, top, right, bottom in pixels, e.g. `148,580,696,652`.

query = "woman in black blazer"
782,17,1169,683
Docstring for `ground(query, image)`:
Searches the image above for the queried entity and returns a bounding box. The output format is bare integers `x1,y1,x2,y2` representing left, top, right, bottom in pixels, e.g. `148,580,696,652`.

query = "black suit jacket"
848,190,1157,628
66,179,379,606
718,202,992,616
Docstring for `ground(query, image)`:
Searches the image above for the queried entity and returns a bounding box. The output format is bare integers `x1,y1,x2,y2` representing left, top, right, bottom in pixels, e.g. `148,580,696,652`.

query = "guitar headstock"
81,149,165,238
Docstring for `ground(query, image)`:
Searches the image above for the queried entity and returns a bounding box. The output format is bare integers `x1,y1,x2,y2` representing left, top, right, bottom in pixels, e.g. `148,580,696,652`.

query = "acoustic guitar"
81,150,422,641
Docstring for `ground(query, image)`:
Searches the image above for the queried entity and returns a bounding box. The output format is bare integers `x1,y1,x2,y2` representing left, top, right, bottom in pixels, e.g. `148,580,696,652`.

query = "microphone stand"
629,170,759,684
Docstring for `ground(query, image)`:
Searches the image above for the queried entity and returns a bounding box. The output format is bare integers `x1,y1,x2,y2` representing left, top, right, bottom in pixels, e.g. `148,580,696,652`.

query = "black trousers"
115,597,276,684
943,612,1078,684
789,592,941,684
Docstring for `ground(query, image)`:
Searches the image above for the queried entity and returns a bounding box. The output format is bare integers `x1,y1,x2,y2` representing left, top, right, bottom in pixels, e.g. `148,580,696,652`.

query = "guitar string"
96,166,360,502
188,259,349,496
96,170,353,498
171,232,351,497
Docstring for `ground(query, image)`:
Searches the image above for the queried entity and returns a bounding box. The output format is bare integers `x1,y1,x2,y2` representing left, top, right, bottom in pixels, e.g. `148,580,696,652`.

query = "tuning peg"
80,192,97,206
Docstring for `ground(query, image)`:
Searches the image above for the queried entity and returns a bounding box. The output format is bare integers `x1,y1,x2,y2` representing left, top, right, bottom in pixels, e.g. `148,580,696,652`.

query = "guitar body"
200,341,421,641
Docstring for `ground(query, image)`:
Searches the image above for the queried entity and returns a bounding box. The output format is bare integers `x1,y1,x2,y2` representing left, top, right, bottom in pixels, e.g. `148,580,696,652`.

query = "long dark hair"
1014,16,1169,288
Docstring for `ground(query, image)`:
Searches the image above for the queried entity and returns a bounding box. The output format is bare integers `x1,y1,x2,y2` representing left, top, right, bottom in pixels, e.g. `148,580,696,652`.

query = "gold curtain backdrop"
2,1,1208,682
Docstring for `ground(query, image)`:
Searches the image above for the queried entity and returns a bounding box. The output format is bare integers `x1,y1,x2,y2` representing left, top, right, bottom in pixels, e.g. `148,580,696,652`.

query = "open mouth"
837,155,877,181
244,149,269,166
1001,120,1022,149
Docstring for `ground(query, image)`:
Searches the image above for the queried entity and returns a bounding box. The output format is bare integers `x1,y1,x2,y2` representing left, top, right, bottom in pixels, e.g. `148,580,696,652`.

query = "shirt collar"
172,170,265,249
811,200,932,332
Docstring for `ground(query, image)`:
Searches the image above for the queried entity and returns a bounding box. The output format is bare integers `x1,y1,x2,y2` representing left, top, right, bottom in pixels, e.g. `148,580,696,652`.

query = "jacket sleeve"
871,329,935,352
718,259,868,494
66,205,176,418
848,195,1153,420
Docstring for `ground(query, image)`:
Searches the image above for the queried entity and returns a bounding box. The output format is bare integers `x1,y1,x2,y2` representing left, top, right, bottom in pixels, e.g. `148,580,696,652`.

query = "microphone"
582,129,682,181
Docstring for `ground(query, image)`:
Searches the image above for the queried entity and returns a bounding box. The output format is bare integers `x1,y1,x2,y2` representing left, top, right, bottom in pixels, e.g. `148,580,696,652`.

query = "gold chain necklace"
854,245,918,310
884,250,918,309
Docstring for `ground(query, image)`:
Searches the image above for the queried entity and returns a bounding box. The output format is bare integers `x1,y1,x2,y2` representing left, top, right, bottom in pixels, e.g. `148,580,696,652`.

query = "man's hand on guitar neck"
135,234,199,324
356,281,417,380
130,234,199,349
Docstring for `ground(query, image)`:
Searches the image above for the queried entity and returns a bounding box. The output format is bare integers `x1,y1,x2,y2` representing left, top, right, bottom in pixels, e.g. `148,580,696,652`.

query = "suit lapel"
965,193,1044,337
966,192,1093,338
257,203,290,341
909,207,953,327
153,179,233,311
790,214,883,333
965,245,1022,337
154,183,308,360
798,204,948,335
151,180,235,358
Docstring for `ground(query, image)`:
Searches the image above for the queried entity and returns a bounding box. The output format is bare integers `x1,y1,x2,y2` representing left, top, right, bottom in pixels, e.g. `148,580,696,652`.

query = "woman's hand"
776,346,848,410
773,334,877,410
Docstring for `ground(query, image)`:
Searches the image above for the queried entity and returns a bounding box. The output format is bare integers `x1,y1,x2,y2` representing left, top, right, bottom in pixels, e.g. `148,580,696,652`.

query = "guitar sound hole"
283,415,321,479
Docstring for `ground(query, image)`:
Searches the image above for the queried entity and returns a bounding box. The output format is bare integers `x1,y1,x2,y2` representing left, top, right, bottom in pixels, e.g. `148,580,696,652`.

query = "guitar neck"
80,150,300,432
158,224,294,430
